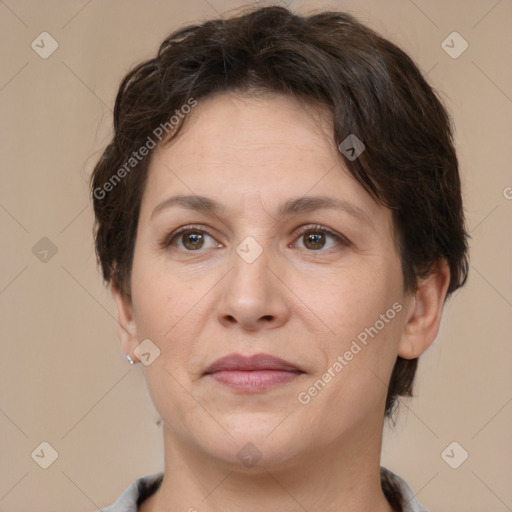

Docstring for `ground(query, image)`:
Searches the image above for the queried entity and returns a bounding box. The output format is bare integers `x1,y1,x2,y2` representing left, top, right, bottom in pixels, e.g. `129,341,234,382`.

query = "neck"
141,420,394,512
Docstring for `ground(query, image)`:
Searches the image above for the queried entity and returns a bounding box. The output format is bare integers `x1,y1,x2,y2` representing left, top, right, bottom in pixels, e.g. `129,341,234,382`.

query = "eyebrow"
150,194,372,227
151,195,225,219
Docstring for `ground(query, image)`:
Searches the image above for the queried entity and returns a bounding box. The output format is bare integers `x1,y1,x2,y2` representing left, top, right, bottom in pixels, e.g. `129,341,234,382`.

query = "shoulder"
102,473,164,512
381,467,429,512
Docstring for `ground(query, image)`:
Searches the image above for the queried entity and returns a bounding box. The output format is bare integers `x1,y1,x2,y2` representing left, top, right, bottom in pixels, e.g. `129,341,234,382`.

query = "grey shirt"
103,468,427,512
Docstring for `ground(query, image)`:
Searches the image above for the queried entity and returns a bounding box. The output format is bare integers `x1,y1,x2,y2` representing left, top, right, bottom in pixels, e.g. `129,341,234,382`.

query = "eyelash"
161,224,350,252
293,224,349,250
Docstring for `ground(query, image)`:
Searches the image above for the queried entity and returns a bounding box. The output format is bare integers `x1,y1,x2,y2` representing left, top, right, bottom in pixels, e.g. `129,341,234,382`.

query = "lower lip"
208,370,302,392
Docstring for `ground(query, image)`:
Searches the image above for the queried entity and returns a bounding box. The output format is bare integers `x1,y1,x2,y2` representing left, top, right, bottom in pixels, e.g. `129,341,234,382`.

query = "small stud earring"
126,354,135,365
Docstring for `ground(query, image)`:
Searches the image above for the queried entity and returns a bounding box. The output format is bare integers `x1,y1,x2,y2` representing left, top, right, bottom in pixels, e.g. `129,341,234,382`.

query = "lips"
203,353,304,392
204,353,303,374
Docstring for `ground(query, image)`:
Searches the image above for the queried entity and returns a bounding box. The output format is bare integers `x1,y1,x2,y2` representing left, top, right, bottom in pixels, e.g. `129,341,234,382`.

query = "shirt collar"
104,468,427,511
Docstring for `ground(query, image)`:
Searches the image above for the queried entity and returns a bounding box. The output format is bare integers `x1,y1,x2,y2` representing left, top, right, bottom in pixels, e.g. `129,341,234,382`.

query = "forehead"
164,92,336,169
141,92,389,230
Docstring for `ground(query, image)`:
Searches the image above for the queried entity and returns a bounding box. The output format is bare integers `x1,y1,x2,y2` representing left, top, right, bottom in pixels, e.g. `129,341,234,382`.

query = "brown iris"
182,231,205,250
303,231,326,250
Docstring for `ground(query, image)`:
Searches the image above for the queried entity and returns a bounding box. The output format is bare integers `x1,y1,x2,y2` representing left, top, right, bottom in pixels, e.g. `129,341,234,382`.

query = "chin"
197,416,307,471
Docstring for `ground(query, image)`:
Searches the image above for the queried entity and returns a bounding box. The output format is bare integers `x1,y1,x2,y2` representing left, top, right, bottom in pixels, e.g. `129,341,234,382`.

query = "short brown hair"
90,6,469,421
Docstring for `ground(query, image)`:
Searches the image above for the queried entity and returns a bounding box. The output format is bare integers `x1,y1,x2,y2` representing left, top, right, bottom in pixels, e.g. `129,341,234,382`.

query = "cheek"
297,254,406,407
130,245,227,389
292,254,403,341
321,272,405,393
131,237,197,329
130,265,212,431
130,257,195,364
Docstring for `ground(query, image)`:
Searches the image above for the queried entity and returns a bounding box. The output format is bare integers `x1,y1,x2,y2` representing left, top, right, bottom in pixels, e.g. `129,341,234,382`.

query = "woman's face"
122,92,414,469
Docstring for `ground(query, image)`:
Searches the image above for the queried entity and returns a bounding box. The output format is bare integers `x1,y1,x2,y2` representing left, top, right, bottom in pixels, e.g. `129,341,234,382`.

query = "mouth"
203,353,305,392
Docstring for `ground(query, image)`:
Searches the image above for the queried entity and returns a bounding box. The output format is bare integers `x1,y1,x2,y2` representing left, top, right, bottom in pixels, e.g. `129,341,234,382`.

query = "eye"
162,224,347,253
292,225,348,251
164,226,221,251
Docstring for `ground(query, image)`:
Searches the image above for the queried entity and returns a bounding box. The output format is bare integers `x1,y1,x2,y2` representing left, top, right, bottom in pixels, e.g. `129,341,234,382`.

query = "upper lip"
204,353,303,374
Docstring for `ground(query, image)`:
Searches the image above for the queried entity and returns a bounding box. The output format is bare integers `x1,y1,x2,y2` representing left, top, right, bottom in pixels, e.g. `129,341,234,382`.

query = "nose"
216,246,290,331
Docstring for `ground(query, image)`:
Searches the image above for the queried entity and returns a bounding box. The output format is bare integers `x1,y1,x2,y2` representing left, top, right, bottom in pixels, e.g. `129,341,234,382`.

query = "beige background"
1,0,511,510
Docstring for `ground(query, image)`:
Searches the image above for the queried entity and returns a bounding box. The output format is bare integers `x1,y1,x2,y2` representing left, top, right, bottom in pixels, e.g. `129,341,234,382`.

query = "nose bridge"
216,235,289,329
230,237,272,301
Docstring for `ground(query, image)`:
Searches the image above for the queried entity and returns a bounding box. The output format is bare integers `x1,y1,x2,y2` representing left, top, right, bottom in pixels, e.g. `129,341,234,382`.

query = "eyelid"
291,224,350,247
161,224,222,249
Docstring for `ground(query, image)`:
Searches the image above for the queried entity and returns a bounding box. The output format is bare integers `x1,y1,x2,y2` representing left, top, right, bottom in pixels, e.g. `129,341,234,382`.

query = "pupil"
184,232,203,249
305,232,325,249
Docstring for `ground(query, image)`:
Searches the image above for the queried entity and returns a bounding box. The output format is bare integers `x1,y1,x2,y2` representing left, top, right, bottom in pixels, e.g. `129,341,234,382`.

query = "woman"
91,6,469,511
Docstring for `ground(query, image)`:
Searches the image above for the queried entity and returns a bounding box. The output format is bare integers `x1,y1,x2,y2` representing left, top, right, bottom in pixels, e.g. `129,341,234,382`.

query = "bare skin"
112,92,450,512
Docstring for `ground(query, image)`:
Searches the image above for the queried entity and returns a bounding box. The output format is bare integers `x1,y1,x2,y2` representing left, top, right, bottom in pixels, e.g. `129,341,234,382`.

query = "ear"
111,279,140,362
398,260,451,359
